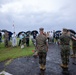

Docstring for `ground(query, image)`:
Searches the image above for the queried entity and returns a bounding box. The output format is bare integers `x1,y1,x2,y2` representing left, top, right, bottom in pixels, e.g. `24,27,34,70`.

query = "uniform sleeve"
71,36,76,40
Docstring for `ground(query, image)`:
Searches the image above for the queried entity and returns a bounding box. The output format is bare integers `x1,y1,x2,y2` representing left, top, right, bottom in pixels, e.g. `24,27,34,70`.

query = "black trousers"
18,39,21,46
26,38,29,46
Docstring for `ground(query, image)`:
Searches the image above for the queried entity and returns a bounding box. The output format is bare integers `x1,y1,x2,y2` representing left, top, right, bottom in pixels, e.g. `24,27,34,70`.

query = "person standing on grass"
26,33,29,47
12,32,17,47
0,31,2,43
21,33,26,48
4,31,9,47
36,28,48,71
33,32,37,39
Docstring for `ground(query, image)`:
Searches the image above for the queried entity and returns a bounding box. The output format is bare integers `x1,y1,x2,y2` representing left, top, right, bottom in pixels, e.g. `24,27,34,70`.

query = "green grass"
0,40,35,62
0,74,4,75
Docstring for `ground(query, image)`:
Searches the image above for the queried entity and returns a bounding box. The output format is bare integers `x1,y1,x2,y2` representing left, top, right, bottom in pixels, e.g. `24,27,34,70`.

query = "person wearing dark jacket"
0,32,2,43
26,33,29,47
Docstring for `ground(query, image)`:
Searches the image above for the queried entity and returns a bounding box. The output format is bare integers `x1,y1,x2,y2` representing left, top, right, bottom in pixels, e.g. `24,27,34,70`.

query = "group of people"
18,33,30,48
0,28,76,74
35,28,76,74
0,31,30,48
32,30,54,47
0,31,17,47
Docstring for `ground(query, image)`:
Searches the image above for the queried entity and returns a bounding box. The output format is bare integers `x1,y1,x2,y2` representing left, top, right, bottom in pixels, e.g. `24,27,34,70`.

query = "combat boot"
40,64,43,70
60,64,68,68
71,54,76,58
42,65,46,70
62,68,69,75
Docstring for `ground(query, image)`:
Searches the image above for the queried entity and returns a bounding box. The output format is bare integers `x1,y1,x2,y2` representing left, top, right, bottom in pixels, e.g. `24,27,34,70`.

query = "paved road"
0,43,76,75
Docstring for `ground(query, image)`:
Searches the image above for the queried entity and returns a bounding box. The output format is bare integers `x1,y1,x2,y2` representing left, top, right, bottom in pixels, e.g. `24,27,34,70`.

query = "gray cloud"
0,0,76,33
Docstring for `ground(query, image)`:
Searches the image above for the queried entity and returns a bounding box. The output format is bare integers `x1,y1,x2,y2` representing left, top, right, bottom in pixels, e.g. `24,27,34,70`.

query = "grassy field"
0,40,35,62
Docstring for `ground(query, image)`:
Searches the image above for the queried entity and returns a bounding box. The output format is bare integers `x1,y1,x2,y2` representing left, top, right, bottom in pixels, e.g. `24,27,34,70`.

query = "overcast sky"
0,0,76,33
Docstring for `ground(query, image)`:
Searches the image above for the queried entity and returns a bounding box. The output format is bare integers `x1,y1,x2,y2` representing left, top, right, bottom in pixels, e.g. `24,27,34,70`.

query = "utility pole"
13,21,15,32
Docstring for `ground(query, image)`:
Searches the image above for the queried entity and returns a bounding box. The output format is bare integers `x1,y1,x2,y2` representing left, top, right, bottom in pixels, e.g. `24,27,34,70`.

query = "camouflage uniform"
59,29,70,69
36,28,48,70
4,32,9,47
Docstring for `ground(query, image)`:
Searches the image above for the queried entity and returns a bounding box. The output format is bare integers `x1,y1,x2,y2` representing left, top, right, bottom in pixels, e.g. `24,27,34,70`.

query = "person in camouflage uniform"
4,31,9,47
59,28,71,72
36,28,48,71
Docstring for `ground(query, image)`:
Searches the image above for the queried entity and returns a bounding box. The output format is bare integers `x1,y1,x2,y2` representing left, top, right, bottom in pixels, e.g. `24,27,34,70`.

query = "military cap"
63,28,68,32
39,28,44,31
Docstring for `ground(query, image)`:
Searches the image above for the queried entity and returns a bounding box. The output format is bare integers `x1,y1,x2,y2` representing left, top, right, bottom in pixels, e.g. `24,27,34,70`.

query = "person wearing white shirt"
12,32,17,47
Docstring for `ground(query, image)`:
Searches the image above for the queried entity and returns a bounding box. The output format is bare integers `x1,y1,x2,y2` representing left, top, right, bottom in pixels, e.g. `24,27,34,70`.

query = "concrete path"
0,43,76,75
